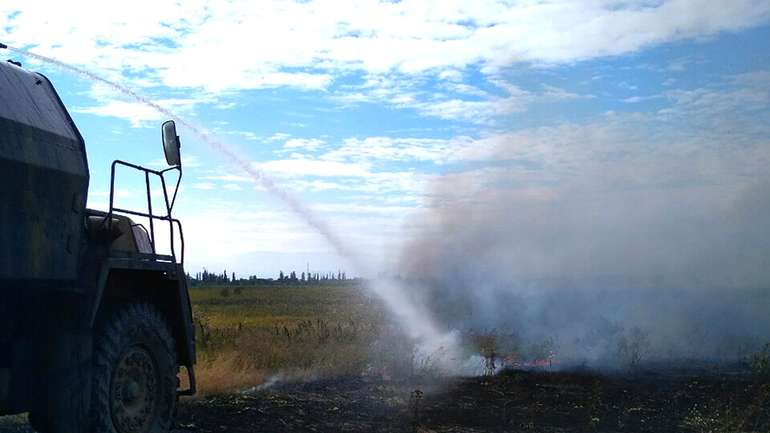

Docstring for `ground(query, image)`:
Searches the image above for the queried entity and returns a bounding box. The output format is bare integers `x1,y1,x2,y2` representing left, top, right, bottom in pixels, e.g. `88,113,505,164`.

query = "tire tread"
91,303,177,433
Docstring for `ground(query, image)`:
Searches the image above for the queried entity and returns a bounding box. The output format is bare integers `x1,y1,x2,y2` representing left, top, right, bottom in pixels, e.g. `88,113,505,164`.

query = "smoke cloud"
398,114,770,368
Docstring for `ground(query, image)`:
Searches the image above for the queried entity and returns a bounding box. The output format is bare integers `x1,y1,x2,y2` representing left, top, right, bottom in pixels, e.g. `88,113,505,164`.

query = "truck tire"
92,304,178,433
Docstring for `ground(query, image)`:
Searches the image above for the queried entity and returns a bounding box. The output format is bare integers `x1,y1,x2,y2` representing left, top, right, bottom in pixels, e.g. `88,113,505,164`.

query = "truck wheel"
92,304,178,433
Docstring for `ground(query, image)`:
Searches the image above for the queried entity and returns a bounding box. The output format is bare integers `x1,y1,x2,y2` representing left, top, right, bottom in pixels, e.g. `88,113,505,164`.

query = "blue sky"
2,1,769,277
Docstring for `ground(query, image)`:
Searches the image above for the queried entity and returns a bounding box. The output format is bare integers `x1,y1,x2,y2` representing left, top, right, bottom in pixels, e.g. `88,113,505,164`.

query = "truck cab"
0,59,195,433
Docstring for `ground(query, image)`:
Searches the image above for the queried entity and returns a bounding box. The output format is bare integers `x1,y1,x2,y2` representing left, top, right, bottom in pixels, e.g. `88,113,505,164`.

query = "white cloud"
279,171,432,196
662,72,770,120
265,132,292,142
199,174,254,183
438,69,463,82
423,73,770,187
413,81,590,124
232,130,259,141
322,136,465,163
541,84,586,100
4,0,768,94
288,180,348,192
442,82,488,97
283,138,326,151
256,158,372,178
622,95,662,103
413,96,526,123
335,72,592,123
74,97,206,128
73,100,162,127
244,147,437,196
7,0,763,127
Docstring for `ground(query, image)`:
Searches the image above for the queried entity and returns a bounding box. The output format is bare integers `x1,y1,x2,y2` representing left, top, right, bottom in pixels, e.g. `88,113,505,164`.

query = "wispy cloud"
7,1,768,92
265,132,292,142
256,158,372,178
74,97,206,127
322,136,464,163
282,138,326,151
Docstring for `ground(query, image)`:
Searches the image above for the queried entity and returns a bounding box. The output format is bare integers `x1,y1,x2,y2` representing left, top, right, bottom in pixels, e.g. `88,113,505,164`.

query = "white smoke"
397,114,770,368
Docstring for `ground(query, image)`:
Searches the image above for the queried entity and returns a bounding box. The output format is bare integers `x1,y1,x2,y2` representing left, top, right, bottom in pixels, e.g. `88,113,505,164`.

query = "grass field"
189,282,392,394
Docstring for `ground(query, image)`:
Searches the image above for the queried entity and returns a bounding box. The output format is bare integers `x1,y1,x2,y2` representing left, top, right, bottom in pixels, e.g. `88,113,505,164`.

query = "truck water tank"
0,61,89,286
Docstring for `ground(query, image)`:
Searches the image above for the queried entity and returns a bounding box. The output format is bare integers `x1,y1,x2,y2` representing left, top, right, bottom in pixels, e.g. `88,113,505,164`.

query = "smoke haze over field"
398,110,770,367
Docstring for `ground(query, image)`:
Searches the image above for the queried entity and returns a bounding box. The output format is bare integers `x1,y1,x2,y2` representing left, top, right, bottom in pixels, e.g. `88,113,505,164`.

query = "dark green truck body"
0,60,195,418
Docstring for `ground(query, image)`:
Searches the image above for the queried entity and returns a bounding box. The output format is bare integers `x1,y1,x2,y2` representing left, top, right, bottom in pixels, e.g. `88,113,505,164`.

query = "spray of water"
5,45,457,365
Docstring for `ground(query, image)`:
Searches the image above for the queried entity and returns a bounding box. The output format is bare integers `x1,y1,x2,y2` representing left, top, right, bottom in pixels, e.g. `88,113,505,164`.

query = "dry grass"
192,352,268,396
189,282,389,395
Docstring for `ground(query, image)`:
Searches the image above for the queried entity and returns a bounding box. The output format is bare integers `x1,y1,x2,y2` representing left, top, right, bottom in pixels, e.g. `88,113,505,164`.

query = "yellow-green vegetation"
189,282,388,395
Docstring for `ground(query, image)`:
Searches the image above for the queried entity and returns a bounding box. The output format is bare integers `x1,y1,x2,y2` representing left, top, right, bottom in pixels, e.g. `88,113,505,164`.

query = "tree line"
187,268,356,287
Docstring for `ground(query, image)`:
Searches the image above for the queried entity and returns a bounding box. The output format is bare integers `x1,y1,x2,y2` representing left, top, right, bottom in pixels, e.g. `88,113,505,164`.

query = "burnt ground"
174,368,770,433
1,368,768,432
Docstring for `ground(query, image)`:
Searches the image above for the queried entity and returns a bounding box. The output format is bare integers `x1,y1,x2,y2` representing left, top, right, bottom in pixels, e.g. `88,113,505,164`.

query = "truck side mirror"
161,120,181,166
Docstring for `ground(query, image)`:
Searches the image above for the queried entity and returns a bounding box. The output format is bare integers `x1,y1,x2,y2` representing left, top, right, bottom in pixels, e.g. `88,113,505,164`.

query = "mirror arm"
169,166,183,211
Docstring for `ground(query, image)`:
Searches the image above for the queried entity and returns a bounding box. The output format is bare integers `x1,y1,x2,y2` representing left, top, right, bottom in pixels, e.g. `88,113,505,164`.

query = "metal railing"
106,160,185,265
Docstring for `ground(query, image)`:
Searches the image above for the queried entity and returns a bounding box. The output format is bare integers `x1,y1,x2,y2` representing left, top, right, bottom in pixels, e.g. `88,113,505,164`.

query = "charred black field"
173,367,770,433
1,365,768,432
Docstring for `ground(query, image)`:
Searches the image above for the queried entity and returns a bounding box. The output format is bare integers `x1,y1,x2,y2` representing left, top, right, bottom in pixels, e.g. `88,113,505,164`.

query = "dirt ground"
1,368,767,433
173,368,769,433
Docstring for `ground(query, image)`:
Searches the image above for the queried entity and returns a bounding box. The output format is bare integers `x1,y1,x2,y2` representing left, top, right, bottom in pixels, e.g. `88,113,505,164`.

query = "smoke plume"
398,118,770,368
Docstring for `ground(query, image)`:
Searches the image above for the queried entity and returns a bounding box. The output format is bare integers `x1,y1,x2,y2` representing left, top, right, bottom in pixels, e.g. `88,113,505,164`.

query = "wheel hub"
111,346,158,433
